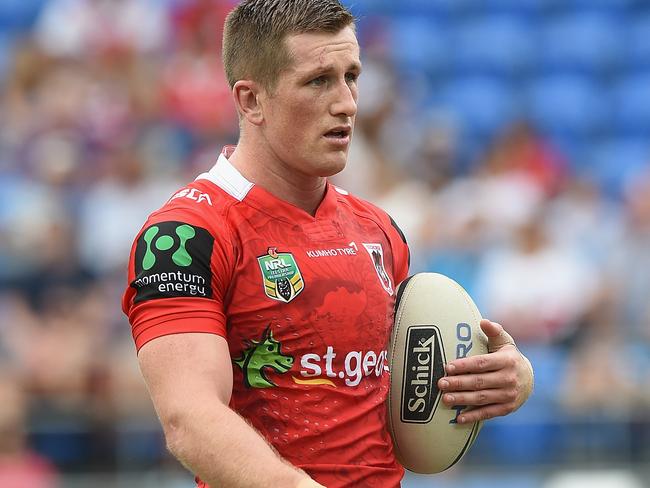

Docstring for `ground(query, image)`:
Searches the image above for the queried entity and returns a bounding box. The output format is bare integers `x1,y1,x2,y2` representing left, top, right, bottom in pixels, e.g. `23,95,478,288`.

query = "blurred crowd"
1,0,649,483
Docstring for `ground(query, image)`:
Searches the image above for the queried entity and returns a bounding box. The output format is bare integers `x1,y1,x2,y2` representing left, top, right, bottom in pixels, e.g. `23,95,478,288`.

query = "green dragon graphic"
233,326,294,388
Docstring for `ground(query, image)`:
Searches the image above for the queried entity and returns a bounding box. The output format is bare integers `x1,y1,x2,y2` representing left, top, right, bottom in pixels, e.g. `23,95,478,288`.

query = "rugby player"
122,1,534,486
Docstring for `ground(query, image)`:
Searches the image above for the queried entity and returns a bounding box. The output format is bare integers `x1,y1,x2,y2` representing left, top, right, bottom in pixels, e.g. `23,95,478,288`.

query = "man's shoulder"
164,179,237,213
140,178,241,242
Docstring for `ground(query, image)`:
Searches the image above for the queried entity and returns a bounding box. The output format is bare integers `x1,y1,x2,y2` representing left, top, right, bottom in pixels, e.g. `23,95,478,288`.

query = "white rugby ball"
388,272,488,474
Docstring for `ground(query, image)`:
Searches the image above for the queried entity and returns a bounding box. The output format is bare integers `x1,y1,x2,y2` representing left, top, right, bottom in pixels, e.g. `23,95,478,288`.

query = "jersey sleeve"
121,203,235,352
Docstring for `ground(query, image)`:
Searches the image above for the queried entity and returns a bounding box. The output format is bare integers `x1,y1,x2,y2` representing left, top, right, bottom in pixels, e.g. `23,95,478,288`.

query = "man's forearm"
164,401,319,488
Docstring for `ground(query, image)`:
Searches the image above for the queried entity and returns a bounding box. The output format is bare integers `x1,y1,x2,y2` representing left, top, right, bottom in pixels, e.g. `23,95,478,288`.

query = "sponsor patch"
257,247,304,303
401,325,446,423
305,243,357,258
132,221,213,303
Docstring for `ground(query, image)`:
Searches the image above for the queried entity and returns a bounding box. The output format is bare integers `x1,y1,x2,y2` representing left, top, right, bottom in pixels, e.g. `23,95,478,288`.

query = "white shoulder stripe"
196,154,254,202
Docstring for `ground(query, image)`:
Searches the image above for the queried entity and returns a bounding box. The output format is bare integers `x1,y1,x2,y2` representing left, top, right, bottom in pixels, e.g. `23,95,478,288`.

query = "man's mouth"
324,126,351,140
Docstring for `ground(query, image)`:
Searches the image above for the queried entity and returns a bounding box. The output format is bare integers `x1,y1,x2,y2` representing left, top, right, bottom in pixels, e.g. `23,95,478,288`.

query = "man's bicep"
138,332,233,417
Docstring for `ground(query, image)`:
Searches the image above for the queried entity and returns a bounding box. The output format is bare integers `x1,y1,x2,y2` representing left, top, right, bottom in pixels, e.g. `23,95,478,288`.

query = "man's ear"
232,80,264,126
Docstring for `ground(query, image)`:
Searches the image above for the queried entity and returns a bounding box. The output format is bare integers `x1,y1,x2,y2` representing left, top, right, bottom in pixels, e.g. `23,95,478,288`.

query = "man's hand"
437,319,534,424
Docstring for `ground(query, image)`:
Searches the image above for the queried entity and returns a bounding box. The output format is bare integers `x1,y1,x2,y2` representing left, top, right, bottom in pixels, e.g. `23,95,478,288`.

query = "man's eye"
345,73,358,84
310,76,327,86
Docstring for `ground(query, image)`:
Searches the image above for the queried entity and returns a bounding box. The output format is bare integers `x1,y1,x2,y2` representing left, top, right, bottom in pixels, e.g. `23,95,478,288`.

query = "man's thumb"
480,319,516,353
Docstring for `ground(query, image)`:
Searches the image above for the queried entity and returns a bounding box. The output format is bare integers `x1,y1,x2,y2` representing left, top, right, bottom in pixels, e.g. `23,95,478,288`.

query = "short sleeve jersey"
122,149,410,488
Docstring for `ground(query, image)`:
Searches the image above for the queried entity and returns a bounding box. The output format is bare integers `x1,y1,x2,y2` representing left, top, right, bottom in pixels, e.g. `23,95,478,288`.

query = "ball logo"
400,326,446,423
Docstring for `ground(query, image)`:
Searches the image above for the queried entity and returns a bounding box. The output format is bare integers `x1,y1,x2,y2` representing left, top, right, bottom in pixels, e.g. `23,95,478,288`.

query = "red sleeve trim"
134,315,226,352
128,297,227,352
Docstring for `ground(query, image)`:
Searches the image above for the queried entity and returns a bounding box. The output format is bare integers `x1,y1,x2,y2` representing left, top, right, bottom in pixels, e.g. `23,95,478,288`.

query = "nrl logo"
257,247,305,303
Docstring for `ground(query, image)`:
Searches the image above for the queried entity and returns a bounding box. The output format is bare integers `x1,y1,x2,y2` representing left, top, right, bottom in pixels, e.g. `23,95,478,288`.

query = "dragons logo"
362,243,394,295
233,326,294,388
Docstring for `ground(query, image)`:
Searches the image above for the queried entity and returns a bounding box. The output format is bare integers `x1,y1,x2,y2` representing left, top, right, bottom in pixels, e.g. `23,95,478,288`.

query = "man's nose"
330,81,357,118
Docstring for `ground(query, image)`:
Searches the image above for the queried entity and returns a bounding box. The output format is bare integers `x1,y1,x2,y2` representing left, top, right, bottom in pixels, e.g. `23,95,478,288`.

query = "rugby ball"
388,273,488,474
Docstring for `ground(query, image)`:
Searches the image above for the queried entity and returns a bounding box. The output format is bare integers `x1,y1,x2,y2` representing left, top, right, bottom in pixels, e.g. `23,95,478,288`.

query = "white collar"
196,153,254,202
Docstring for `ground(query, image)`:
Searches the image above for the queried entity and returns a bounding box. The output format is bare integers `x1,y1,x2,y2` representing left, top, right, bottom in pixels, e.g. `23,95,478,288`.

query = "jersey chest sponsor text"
233,327,389,389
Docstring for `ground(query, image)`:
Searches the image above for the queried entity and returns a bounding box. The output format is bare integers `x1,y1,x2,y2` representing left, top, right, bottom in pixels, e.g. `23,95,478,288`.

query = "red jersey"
122,148,410,488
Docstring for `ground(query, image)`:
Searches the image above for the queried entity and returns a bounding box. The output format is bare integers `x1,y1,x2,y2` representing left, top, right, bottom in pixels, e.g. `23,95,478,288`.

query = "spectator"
34,0,170,58
77,145,182,276
474,211,600,344
0,373,59,488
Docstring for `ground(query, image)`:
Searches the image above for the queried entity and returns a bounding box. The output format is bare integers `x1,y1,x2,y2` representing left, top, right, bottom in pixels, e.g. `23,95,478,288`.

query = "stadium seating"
359,0,649,193
387,17,451,78
539,12,624,75
452,15,537,77
613,72,650,136
627,14,650,70
583,137,650,196
0,0,46,34
526,74,609,138
438,75,521,138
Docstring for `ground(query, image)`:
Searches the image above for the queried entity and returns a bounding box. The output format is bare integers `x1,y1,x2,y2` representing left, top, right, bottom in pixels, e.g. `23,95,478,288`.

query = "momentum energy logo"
132,221,214,303
401,326,446,423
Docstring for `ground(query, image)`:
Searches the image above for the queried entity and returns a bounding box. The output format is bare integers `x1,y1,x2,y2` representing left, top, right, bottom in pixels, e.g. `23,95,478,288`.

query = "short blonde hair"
223,0,355,92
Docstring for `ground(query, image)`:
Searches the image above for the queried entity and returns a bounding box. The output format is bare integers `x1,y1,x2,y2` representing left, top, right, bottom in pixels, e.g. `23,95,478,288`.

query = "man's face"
258,26,361,180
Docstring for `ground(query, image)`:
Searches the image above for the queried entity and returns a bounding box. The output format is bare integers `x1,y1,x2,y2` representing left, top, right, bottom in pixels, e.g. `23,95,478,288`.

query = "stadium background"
0,0,649,487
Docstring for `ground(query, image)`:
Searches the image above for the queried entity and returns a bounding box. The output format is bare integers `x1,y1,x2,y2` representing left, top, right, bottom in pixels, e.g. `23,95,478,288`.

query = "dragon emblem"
233,326,294,388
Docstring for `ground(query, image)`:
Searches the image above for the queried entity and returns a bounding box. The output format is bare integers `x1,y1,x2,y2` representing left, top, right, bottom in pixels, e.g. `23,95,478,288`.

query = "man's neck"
227,144,327,216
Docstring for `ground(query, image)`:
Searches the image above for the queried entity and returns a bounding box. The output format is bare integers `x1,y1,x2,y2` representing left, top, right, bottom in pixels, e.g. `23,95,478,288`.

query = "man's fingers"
444,347,516,376
455,403,514,424
442,388,518,407
438,371,515,392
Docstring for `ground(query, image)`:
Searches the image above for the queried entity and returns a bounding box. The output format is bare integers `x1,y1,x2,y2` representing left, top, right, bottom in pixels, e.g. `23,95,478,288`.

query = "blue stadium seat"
539,12,624,75
383,0,470,17
582,137,650,196
626,14,650,70
452,15,537,77
349,0,467,17
388,17,451,77
343,0,390,15
526,74,610,137
0,0,46,34
438,76,521,138
613,72,650,136
563,0,636,9
461,0,552,16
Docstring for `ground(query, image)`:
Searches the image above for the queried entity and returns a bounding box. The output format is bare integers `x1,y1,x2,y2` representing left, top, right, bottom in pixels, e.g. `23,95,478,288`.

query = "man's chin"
319,154,348,177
